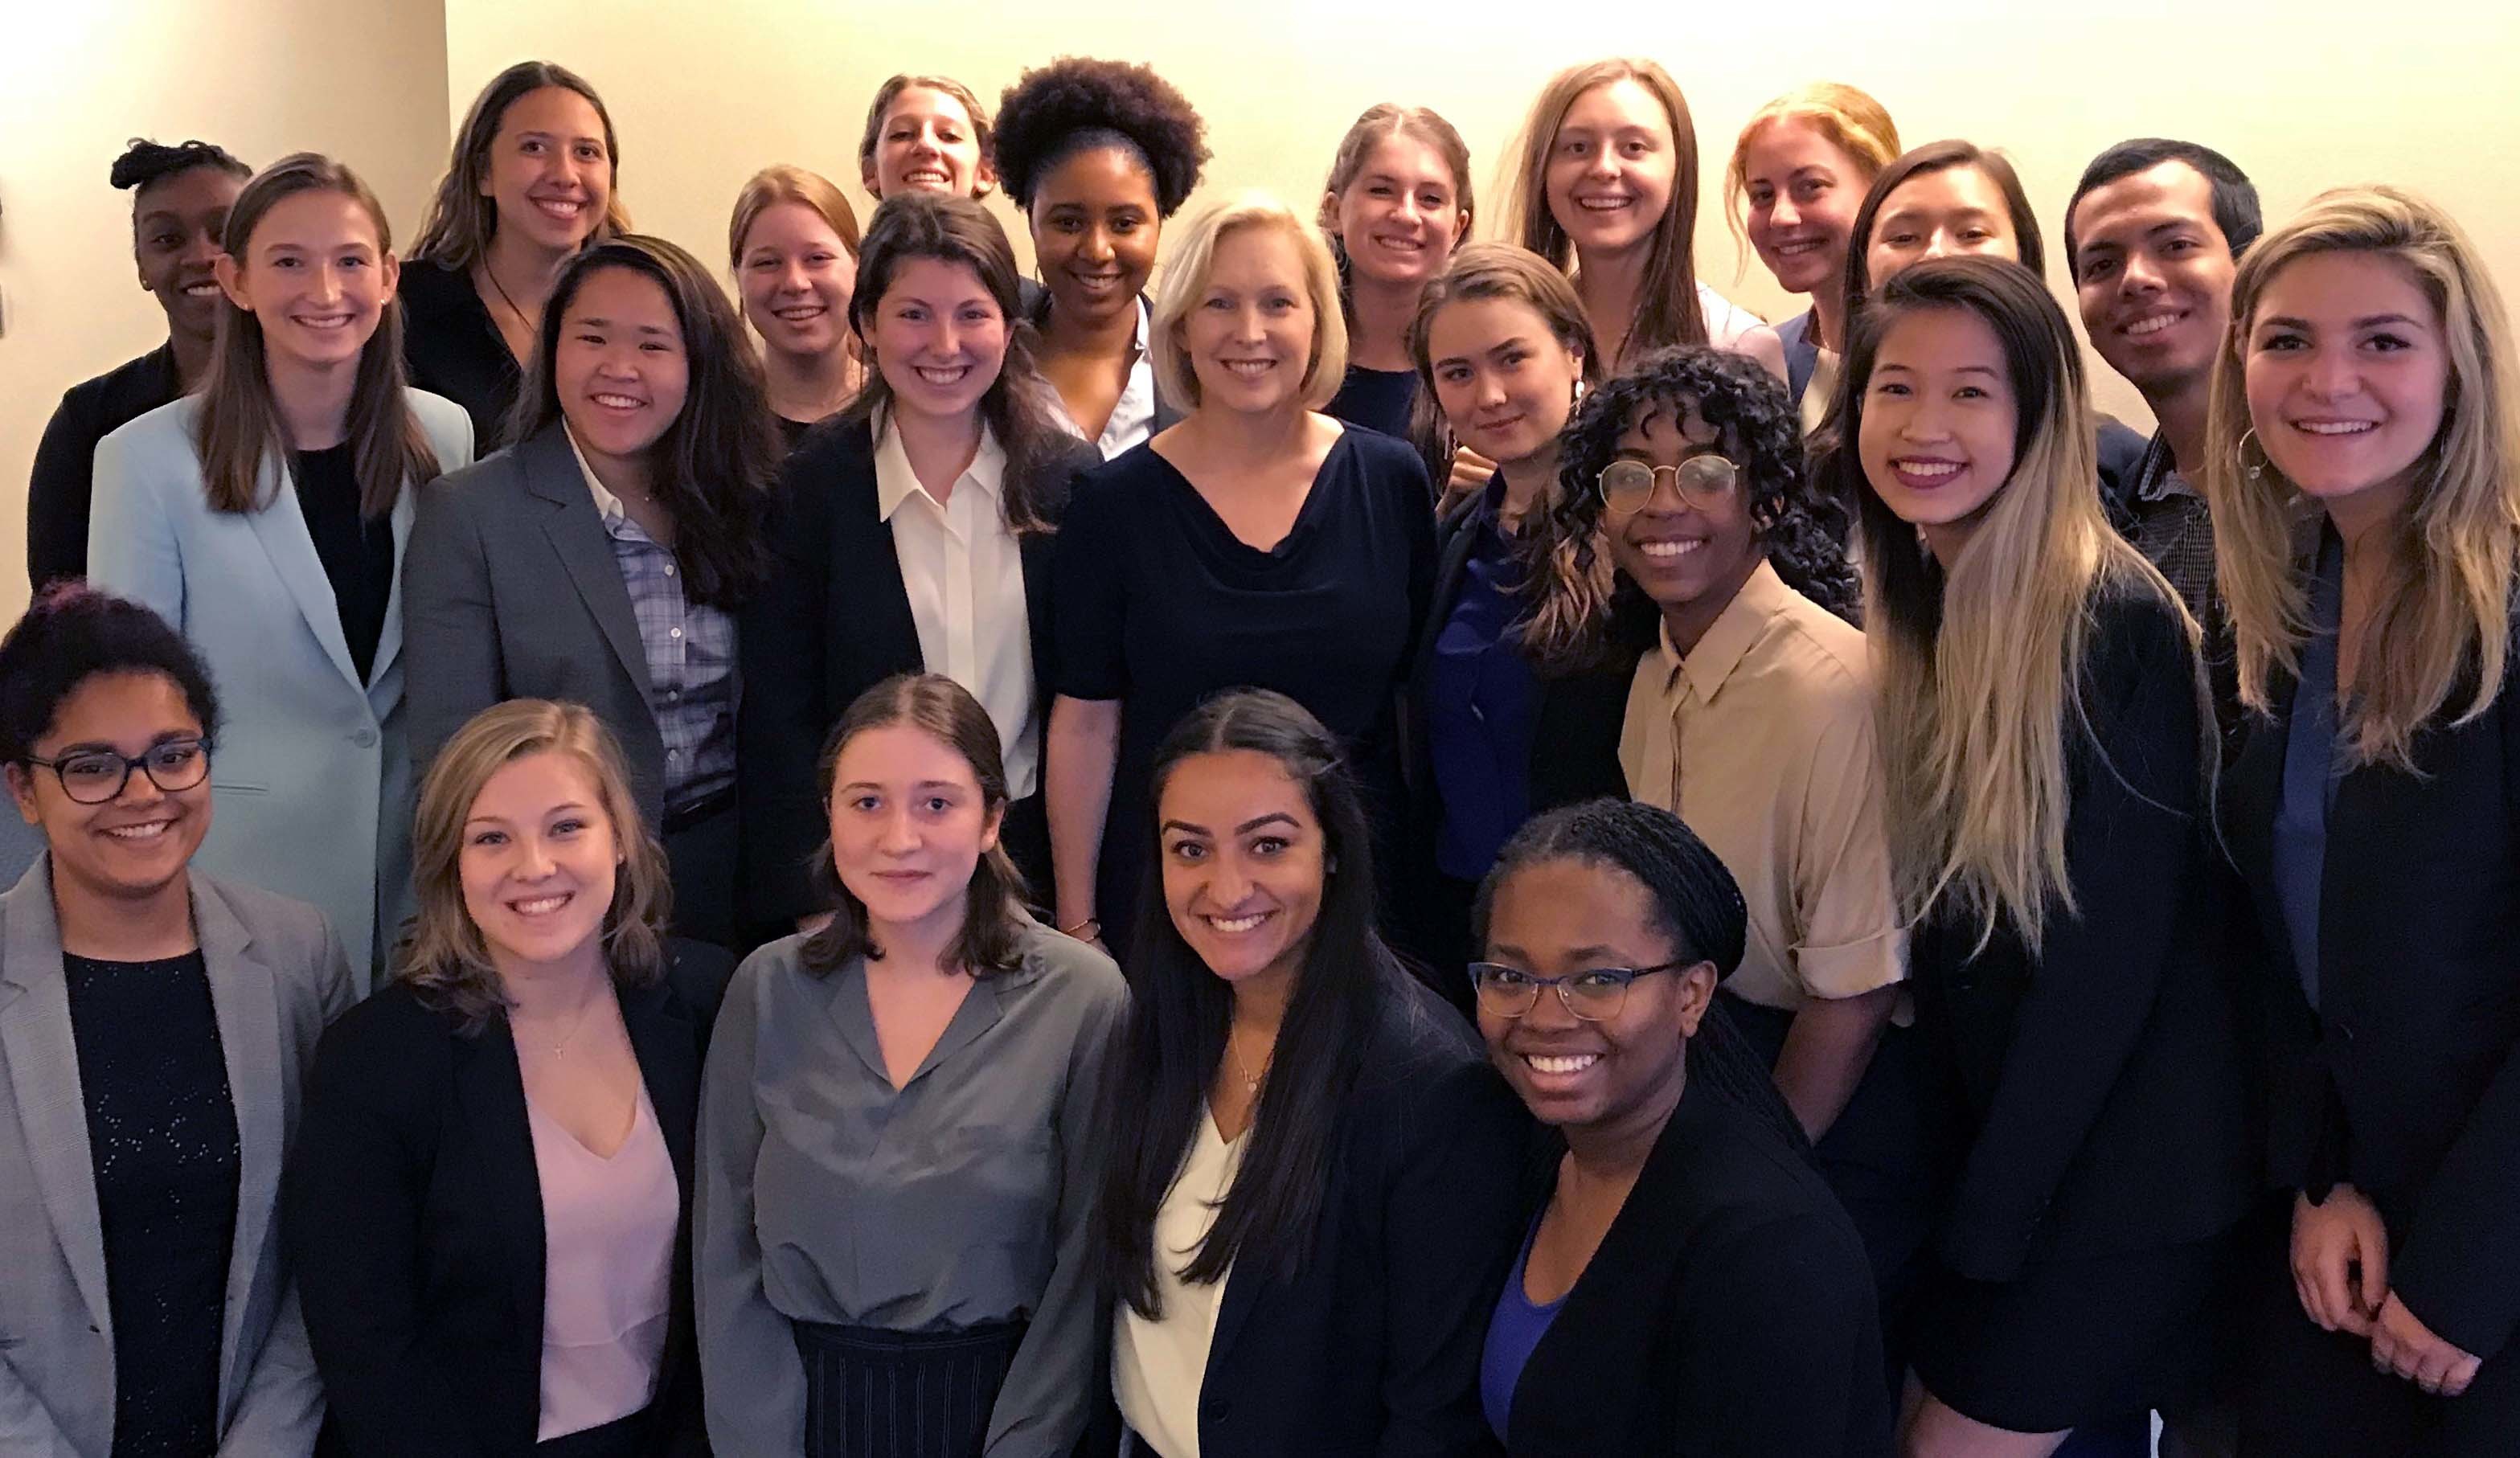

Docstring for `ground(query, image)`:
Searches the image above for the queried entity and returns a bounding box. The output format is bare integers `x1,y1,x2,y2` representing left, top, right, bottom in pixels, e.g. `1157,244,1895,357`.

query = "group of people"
4,45,2515,1458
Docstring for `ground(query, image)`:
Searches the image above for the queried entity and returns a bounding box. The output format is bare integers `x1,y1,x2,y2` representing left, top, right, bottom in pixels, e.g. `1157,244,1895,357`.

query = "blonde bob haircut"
395,699,670,1033
2204,185,2520,770
1723,83,1903,252
1149,190,1348,412
727,164,862,273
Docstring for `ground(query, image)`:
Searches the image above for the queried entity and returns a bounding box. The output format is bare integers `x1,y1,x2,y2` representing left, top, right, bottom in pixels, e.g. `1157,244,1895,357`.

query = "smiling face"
457,750,620,975
480,84,613,255
2243,249,2449,514
1158,748,1328,997
1601,395,1763,634
6,671,211,908
1424,295,1584,471
1741,118,1866,299
2072,162,2237,399
1858,305,2020,557
866,86,990,199
1032,144,1161,332
739,200,854,363
828,722,1001,943
135,166,244,344
865,255,1008,427
215,186,398,376
1333,132,1467,289
1478,855,1712,1130
1182,223,1318,416
1544,78,1678,260
555,264,690,470
1866,164,2020,287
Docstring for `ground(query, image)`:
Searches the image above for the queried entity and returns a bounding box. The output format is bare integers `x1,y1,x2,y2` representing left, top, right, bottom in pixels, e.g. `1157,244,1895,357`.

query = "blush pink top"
527,1087,678,1441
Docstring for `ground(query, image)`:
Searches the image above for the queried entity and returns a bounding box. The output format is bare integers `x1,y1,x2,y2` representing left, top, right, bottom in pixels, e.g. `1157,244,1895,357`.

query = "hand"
2292,1186,2389,1337
1448,446,1498,498
2370,1293,2483,1397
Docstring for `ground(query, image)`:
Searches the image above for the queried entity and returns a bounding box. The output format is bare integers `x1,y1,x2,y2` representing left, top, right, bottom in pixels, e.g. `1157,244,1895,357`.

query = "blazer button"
1200,1393,1230,1422
351,727,378,747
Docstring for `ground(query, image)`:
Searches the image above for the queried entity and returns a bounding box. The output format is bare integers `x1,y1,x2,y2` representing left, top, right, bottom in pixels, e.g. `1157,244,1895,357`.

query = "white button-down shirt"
1048,295,1158,458
872,415,1039,798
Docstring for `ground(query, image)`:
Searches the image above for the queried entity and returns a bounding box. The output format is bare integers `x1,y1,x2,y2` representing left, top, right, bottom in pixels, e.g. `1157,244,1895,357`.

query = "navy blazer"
1182,975,1527,1458
283,944,731,1457
1499,1059,1892,1457
736,417,1097,928
1776,309,1821,409
2222,610,2520,1362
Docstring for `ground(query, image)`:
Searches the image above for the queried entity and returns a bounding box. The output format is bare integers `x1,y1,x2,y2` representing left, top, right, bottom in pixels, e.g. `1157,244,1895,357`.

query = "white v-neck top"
1112,1108,1245,1458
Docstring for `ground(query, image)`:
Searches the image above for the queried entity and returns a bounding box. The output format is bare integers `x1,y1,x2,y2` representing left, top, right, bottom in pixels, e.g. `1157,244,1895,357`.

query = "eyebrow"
1882,205,1994,224
572,315,676,335
1161,811,1301,837
47,729,199,755
513,129,604,149
2260,313,2427,331
837,779,966,792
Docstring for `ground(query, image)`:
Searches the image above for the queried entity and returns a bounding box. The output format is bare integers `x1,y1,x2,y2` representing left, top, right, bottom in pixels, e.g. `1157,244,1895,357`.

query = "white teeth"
913,365,969,386
1524,1053,1600,1075
1638,539,1703,559
1775,239,1825,256
592,392,642,409
296,315,352,330
2124,313,2182,338
535,199,583,218
1576,196,1630,211
1224,360,1275,376
1207,912,1268,933
2298,420,2375,436
773,305,826,320
1898,460,1962,479
512,895,569,916
183,282,223,296
905,170,949,185
104,821,172,841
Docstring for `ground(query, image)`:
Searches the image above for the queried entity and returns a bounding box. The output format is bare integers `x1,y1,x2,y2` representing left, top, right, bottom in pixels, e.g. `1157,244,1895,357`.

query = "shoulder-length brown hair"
411,60,629,269
397,699,669,1034
2205,186,2520,768
1838,139,2044,312
800,674,1032,977
842,192,1075,535
511,235,781,607
195,153,442,518
1503,59,1707,366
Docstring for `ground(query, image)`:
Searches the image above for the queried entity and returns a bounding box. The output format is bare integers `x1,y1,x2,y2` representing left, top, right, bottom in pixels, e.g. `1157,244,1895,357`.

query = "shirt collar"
563,425,629,527
1655,558,1793,704
872,408,1006,522
2133,430,2199,504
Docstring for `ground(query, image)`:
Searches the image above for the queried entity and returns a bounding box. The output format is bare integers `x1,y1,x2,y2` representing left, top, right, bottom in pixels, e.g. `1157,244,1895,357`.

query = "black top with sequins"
64,950,239,1457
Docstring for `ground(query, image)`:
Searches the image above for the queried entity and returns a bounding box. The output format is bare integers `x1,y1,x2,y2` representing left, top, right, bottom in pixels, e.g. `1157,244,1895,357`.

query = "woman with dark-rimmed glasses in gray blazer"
0,584,354,1457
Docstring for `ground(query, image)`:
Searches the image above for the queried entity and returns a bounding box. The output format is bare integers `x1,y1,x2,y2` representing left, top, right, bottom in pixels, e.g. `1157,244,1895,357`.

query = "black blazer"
1185,975,1527,1458
27,342,182,588
736,417,1096,928
282,943,731,1457
2223,609,2520,1362
1502,1062,1892,1456
1911,585,2253,1281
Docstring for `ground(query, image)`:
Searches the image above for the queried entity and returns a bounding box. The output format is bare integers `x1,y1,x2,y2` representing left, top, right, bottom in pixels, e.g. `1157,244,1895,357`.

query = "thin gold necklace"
1225,1026,1272,1095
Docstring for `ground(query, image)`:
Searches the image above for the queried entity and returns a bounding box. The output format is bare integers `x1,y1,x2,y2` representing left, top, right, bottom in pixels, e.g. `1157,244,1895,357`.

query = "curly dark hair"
1519,346,1858,674
0,583,221,766
991,57,1209,217
110,137,249,194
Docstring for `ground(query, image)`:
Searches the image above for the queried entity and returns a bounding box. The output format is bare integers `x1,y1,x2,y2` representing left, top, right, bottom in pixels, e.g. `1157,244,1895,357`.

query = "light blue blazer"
87,391,474,988
0,855,356,1456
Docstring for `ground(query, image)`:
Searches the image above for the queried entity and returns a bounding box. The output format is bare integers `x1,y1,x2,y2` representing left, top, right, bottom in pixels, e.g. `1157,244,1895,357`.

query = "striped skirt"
793,1317,1028,1458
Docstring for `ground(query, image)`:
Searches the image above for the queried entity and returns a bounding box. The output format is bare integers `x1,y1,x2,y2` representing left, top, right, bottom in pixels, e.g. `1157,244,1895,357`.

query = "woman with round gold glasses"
1469,797,1888,1453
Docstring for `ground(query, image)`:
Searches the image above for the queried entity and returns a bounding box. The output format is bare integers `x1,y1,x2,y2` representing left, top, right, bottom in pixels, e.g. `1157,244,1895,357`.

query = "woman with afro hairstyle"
991,56,1208,457
1515,348,1927,1367
28,137,250,588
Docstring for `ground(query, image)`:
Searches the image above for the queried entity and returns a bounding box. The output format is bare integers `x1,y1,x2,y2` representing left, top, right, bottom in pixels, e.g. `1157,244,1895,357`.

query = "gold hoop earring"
2236,427,2268,483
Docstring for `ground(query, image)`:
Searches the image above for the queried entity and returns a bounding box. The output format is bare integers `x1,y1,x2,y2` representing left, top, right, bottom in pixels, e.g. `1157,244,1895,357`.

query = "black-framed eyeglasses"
1467,958,1700,1022
18,739,212,805
1598,455,1743,515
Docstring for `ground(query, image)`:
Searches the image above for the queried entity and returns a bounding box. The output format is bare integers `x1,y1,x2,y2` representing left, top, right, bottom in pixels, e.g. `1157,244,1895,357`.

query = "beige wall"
10,0,2518,620
0,0,449,622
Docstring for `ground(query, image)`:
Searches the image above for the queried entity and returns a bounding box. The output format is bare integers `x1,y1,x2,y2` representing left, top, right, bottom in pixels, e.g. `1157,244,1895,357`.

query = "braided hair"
1518,346,1858,674
110,137,249,194
1473,798,1809,1151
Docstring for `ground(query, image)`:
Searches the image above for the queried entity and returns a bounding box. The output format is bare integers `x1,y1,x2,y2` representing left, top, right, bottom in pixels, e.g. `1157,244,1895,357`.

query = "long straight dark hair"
511,234,780,608
1096,690,1396,1316
195,154,441,518
841,191,1076,536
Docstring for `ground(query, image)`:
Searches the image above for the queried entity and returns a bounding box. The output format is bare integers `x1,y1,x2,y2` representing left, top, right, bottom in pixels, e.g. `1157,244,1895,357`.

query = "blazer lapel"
0,857,111,1335
244,453,366,694
368,485,418,691
195,877,284,1411
450,1018,546,1333
621,977,699,1190
833,440,923,688
520,424,654,698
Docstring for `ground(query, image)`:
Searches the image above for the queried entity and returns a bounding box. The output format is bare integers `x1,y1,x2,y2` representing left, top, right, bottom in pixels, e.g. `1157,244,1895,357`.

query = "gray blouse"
695,919,1129,1456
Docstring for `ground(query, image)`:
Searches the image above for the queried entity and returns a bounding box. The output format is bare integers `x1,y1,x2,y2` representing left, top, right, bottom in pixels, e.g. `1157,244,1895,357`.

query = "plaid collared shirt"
572,440,738,817
2120,432,2219,626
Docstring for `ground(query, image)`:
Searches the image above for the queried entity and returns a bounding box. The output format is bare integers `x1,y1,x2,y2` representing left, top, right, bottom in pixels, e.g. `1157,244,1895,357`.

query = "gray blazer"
88,391,477,987
403,420,671,826
0,857,356,1456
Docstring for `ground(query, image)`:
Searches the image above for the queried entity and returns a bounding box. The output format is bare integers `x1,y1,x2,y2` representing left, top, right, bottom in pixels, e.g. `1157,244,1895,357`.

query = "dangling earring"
2235,427,2268,482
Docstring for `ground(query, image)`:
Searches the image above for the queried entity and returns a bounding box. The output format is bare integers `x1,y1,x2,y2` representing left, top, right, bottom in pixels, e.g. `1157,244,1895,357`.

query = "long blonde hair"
1502,59,1707,366
397,700,669,1033
1829,256,2194,952
196,154,441,518
2203,186,2520,769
